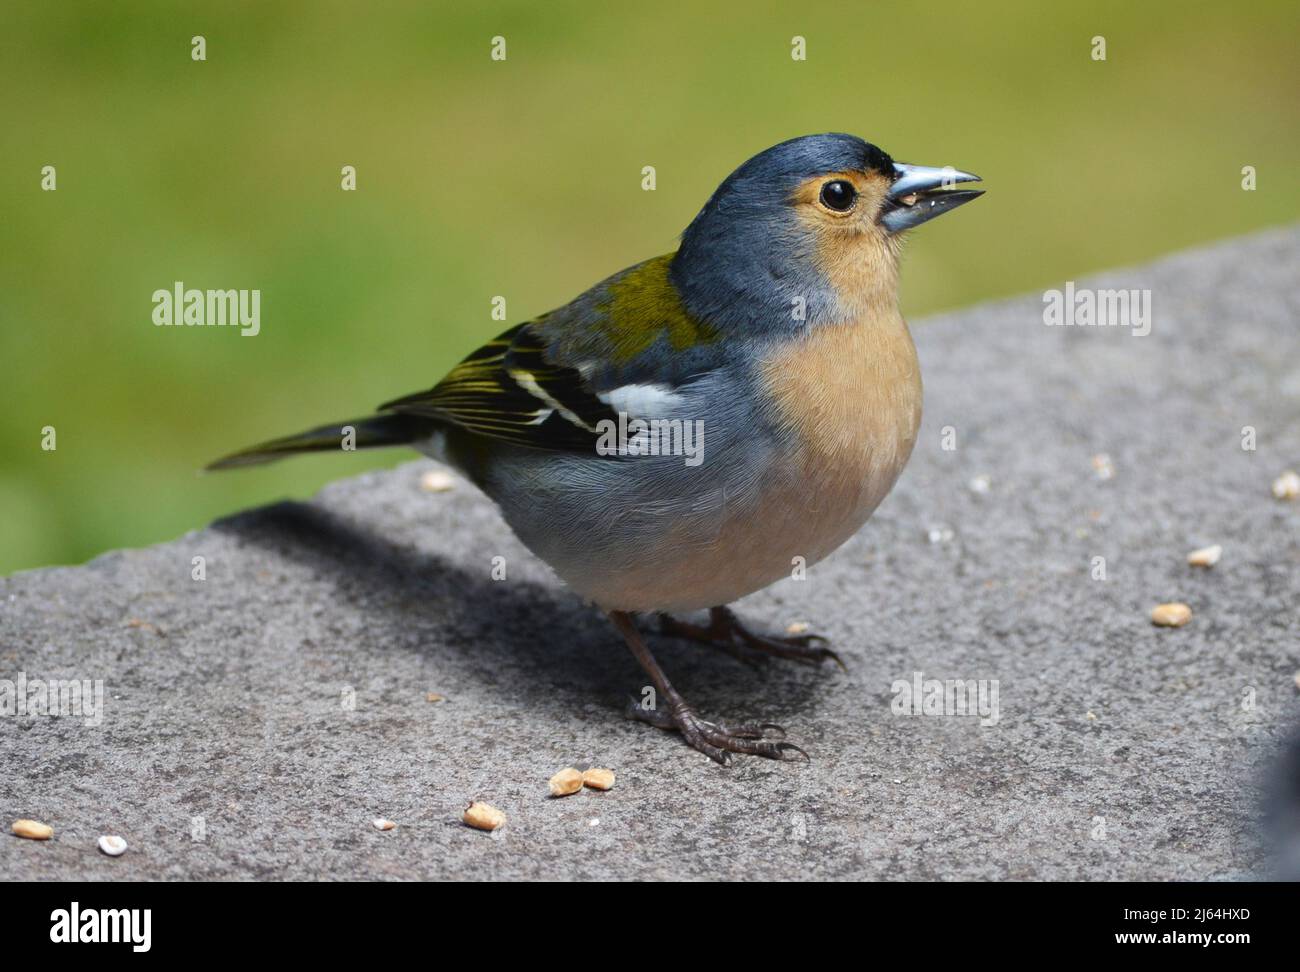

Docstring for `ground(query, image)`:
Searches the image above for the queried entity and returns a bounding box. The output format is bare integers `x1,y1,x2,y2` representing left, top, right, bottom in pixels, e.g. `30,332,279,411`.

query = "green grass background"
1,0,1297,574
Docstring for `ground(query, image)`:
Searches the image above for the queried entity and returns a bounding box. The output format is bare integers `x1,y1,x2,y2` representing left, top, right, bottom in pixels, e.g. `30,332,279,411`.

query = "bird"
209,133,983,764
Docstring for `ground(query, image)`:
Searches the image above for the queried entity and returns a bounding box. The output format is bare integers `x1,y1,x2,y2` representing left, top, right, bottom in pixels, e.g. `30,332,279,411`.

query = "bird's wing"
380,254,726,454
378,321,615,452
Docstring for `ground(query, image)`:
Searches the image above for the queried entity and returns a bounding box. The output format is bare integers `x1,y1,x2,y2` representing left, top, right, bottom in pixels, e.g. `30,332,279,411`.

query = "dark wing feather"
379,322,620,453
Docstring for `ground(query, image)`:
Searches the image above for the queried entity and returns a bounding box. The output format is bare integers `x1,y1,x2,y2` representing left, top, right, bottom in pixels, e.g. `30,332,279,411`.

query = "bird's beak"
880,162,983,234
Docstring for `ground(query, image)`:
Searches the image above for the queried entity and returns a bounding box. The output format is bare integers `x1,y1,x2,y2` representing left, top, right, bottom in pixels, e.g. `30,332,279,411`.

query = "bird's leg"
609,611,807,765
658,605,845,670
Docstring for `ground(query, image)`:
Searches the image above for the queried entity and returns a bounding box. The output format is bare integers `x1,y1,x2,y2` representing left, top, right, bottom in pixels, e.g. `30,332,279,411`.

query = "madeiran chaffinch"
211,133,983,763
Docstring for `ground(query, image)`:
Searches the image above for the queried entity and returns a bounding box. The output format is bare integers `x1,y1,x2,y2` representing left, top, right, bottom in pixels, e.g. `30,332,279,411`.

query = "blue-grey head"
670,133,982,335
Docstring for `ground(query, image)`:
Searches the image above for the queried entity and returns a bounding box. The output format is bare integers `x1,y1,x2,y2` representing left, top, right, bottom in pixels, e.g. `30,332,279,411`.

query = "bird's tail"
205,413,437,470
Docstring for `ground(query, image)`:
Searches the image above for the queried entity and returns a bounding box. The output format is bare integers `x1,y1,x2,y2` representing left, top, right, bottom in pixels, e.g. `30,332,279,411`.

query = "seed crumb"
98,835,128,856
372,818,396,832
420,469,456,493
1151,602,1192,627
12,819,53,840
582,768,616,791
1272,470,1300,500
785,622,809,636
463,802,505,831
1091,453,1115,480
1187,544,1222,568
549,767,583,797
425,692,444,703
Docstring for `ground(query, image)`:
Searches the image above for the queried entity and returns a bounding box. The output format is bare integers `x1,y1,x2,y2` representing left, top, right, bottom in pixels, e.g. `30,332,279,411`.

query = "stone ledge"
3,226,1298,880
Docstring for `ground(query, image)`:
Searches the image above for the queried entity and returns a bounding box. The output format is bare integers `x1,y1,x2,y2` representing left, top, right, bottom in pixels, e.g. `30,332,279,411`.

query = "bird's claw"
627,700,805,764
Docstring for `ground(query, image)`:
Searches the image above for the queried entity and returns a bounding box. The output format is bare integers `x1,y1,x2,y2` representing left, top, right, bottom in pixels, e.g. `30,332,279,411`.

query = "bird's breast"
756,309,923,555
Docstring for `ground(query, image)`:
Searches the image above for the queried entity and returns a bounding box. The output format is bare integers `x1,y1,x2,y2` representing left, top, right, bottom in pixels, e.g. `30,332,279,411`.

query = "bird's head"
671,133,983,333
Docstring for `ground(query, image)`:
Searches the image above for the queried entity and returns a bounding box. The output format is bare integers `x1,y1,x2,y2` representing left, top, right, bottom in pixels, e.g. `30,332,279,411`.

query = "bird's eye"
819,180,857,212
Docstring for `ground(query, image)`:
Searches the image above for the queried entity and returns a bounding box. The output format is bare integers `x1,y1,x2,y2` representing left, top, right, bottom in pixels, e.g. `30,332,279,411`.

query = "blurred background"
1,0,1297,574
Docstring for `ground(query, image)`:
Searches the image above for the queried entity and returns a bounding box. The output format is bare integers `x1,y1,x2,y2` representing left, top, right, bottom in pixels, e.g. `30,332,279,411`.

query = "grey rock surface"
3,227,1299,881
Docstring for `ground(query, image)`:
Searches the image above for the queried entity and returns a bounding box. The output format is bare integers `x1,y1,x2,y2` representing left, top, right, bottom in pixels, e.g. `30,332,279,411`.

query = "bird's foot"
609,609,812,765
658,606,846,671
626,699,807,765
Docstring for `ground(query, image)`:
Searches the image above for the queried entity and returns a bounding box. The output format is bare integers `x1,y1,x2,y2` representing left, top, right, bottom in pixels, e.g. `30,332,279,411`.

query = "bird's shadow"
212,500,828,726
